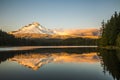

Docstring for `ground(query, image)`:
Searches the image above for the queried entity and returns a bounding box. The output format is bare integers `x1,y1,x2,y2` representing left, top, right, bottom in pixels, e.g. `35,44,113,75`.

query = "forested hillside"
99,12,120,47
0,30,17,46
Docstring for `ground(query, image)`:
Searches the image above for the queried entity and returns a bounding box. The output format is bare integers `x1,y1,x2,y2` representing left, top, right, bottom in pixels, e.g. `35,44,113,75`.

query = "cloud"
55,28,99,36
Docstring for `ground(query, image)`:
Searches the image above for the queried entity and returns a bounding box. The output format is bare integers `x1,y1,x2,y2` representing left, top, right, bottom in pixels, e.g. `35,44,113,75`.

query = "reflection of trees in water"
98,49,120,80
0,47,97,63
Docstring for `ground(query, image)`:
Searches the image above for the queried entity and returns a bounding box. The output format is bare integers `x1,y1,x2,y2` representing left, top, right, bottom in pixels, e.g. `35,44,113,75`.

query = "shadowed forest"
99,12,120,48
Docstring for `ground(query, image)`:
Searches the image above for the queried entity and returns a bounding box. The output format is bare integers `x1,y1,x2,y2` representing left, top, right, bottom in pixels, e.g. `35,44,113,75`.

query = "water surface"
0,46,97,51
0,47,120,80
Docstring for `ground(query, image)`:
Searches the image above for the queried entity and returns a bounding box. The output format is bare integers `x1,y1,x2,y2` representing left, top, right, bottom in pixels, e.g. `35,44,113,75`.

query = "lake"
0,46,120,80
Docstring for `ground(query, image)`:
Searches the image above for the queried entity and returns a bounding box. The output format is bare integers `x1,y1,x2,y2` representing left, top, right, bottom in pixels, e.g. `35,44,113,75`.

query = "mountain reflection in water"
9,52,99,70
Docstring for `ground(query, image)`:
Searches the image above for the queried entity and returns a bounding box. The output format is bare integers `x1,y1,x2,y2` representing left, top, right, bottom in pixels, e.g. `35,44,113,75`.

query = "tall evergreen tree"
100,12,120,47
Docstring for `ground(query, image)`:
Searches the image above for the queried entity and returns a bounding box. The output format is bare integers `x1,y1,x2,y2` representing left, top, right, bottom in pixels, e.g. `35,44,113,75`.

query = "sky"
0,0,120,32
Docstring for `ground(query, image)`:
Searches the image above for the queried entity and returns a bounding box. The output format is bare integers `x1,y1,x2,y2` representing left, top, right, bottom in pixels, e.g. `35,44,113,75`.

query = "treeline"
31,38,97,46
99,12,120,47
0,30,17,46
0,30,97,46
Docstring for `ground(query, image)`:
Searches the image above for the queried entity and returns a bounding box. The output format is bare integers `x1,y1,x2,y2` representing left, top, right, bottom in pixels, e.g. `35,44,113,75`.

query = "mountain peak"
32,22,40,26
10,22,55,35
22,22,40,29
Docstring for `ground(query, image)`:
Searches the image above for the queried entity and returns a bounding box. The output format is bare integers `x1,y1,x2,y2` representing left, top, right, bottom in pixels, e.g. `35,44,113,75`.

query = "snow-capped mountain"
10,22,55,35
9,22,99,39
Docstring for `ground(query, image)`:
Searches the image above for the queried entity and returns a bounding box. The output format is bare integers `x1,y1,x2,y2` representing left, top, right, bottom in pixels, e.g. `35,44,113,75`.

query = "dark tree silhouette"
99,12,120,47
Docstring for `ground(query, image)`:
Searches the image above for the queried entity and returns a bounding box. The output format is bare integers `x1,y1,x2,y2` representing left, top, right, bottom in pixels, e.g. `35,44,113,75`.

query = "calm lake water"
0,46,120,80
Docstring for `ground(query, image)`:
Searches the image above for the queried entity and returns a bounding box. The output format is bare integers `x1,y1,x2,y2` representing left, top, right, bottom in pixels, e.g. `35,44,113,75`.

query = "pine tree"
100,12,120,47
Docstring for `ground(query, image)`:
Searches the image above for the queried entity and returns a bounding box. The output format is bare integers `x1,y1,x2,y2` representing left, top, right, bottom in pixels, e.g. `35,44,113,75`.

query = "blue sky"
0,0,120,31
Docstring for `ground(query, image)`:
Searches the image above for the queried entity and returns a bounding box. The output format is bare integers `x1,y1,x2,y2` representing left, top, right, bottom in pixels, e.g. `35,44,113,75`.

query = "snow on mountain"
10,22,55,35
9,22,99,39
